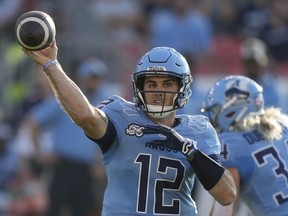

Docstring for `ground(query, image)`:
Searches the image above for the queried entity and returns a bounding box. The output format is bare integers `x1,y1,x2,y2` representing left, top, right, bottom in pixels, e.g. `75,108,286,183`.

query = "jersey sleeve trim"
85,117,116,153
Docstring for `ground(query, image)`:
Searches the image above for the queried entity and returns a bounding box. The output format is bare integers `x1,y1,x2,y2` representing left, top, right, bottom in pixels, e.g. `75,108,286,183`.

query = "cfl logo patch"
126,124,145,137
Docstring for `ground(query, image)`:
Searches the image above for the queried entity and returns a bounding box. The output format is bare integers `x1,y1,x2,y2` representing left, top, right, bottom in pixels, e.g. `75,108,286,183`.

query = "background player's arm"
23,42,108,139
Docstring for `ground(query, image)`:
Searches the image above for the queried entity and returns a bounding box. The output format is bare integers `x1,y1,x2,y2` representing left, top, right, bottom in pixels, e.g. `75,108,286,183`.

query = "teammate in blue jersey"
20,41,236,215
202,75,288,216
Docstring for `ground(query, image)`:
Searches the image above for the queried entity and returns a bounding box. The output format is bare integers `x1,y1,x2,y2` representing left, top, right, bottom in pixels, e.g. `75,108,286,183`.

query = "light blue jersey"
219,127,288,216
90,95,221,216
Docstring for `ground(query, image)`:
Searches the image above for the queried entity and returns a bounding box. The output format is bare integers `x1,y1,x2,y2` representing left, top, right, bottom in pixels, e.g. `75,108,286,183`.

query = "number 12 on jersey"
135,153,185,215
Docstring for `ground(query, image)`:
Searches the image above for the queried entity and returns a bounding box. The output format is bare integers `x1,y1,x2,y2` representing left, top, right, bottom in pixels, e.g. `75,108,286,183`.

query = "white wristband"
42,60,58,72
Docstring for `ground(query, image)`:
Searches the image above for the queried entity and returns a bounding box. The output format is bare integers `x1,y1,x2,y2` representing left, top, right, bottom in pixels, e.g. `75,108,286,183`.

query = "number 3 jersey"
219,127,288,216
88,95,221,216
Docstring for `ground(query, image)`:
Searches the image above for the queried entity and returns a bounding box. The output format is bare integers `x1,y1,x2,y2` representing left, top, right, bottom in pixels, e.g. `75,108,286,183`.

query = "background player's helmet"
132,47,193,118
202,75,264,132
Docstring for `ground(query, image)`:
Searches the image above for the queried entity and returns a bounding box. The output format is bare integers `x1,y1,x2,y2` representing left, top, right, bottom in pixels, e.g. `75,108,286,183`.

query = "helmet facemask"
206,93,250,132
133,74,191,119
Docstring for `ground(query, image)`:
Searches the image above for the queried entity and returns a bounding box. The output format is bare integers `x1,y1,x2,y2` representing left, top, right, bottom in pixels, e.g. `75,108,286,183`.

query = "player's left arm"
184,148,236,206
187,129,237,206
209,167,240,215
207,166,237,206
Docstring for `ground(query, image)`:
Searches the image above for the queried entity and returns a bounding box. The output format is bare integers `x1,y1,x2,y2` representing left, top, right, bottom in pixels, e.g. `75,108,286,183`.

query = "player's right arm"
22,41,108,139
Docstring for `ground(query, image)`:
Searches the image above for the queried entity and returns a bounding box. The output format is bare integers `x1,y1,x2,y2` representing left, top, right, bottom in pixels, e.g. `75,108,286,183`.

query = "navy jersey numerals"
97,98,114,109
253,145,288,206
135,154,184,215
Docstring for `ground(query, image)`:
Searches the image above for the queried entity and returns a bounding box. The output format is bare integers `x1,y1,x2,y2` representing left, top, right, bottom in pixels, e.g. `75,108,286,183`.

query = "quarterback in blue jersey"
203,75,288,216
21,41,236,215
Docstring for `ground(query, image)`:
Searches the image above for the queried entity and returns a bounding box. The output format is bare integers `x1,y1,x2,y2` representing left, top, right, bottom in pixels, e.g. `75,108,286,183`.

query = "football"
15,10,56,51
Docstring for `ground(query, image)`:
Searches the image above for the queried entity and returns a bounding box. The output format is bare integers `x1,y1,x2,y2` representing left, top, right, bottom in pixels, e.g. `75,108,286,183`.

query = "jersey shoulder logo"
187,115,207,133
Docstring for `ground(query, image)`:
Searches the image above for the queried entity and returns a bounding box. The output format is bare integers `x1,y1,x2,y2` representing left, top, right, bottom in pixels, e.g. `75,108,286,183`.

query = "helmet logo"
148,66,166,71
225,88,249,98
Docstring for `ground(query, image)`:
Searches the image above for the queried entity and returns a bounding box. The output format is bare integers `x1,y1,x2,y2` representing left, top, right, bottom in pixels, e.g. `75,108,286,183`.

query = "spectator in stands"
0,122,20,214
258,0,288,63
239,37,282,109
148,0,213,62
148,0,213,115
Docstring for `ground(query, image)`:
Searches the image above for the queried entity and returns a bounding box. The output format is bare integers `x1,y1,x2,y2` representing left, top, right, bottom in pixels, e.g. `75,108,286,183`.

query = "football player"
22,43,236,215
203,75,288,216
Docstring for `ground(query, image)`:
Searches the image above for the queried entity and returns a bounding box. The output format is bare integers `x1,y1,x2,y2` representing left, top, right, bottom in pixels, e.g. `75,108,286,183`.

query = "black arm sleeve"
188,150,225,190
